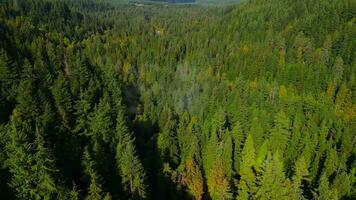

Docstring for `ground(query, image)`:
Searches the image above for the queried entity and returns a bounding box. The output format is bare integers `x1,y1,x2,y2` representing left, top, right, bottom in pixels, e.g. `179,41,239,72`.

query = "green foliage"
313,173,338,200
256,152,290,200
269,111,290,153
116,110,147,199
82,148,106,200
0,0,354,199
4,122,61,199
237,134,257,199
290,156,309,200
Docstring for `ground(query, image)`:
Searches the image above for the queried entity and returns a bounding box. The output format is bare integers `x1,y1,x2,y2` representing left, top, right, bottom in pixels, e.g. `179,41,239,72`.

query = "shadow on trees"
0,168,15,200
133,117,193,200
124,84,192,199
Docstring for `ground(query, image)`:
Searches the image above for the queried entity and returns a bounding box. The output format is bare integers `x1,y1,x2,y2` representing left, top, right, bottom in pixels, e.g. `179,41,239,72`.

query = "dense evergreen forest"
108,0,241,5
0,0,355,199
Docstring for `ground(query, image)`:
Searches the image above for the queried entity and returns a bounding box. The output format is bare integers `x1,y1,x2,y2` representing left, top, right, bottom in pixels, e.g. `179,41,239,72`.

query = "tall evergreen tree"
82,148,106,200
115,108,147,199
290,156,309,200
313,173,338,200
270,111,290,153
184,156,204,200
256,152,290,200
236,134,257,200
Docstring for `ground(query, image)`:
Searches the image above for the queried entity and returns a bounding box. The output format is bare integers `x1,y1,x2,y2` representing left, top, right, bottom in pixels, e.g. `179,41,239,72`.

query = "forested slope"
0,0,355,199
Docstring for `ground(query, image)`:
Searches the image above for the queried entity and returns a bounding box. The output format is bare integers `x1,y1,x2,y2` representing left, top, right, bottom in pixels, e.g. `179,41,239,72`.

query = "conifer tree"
236,134,257,200
52,72,73,128
89,94,114,150
207,158,232,200
33,128,59,199
323,147,338,177
256,152,290,200
82,148,105,200
270,111,290,153
313,173,338,200
74,92,92,137
184,156,204,200
249,110,264,148
157,107,179,166
115,109,147,199
0,49,18,101
5,121,61,199
285,112,303,169
332,172,352,199
0,0,354,199
116,140,146,199
69,183,81,200
290,156,309,200
230,121,244,174
332,56,344,87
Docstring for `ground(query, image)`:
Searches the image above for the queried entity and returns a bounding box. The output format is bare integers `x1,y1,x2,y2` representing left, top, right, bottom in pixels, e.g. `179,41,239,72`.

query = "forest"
0,0,355,199
95,0,242,5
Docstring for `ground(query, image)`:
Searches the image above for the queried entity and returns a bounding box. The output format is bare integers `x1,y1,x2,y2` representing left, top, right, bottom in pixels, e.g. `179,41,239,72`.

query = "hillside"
0,0,355,199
